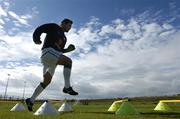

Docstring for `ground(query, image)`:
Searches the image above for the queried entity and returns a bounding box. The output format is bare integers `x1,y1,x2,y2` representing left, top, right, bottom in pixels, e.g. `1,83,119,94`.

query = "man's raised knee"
64,58,72,68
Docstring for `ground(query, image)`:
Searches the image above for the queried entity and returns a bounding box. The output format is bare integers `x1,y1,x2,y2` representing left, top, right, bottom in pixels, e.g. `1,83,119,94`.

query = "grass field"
0,99,180,119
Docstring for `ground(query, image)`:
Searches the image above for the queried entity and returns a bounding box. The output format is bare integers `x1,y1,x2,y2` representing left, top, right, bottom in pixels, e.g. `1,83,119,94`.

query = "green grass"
0,100,180,119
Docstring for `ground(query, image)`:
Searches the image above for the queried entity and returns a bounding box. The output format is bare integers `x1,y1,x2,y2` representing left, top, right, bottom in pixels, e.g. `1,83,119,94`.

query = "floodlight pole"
22,81,26,100
4,74,10,99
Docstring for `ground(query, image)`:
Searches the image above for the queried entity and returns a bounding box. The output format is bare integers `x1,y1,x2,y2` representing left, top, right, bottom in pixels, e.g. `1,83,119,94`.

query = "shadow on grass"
80,111,180,116
141,112,180,115
141,112,180,118
76,111,114,115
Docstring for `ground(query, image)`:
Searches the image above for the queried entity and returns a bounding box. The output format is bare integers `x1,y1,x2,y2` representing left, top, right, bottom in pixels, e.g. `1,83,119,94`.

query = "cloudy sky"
0,0,180,100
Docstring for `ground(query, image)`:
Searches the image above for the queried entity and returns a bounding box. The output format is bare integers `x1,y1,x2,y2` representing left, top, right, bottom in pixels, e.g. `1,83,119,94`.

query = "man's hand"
62,44,76,53
33,36,42,45
67,44,75,51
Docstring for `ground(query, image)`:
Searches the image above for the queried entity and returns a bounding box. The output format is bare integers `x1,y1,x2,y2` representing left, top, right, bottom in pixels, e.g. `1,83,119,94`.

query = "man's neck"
60,25,65,32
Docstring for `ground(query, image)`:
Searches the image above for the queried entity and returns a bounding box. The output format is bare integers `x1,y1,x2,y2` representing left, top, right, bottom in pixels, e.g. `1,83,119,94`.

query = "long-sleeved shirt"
33,23,67,52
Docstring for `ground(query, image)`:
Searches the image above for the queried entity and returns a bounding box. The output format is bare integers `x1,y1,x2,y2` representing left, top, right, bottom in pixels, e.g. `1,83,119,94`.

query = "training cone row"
10,101,73,116
108,100,139,115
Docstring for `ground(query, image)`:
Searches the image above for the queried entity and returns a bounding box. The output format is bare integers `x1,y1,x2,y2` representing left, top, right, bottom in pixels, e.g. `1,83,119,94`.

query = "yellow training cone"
115,101,139,115
154,102,172,112
108,100,123,112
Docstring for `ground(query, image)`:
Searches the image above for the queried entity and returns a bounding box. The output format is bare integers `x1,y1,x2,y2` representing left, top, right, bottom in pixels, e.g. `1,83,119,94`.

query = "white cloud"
8,11,29,25
0,0,37,33
66,15,180,98
0,5,7,17
99,25,114,36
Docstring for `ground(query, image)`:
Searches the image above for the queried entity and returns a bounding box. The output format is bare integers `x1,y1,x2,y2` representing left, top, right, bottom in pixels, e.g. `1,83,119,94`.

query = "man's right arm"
33,23,57,44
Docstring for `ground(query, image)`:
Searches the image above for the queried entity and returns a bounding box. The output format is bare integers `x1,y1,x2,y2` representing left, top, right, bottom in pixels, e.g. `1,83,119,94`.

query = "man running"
26,18,78,111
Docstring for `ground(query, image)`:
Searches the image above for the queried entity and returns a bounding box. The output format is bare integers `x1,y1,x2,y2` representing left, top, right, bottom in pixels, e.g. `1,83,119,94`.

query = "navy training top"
33,23,67,52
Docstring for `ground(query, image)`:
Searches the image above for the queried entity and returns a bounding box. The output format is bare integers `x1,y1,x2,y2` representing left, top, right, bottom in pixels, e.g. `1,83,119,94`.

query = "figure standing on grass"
26,18,78,112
